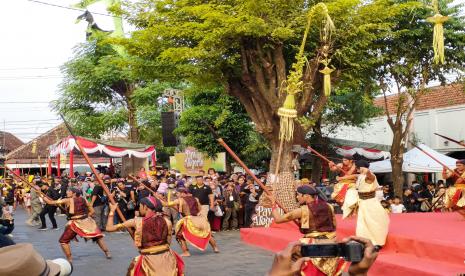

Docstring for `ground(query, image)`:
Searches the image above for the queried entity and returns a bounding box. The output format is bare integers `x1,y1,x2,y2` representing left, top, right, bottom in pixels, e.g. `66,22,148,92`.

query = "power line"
26,0,120,18
3,119,61,123
0,66,60,71
0,102,51,104
0,76,62,80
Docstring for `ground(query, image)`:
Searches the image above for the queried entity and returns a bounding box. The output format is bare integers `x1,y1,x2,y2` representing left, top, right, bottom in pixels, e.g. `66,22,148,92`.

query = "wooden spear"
306,145,349,175
127,175,157,195
60,115,134,237
410,142,463,179
203,121,291,213
5,165,68,213
434,133,465,148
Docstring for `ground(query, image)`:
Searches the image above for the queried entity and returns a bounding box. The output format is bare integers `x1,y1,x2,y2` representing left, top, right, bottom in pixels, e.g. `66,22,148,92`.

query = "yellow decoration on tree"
319,60,334,97
427,0,449,64
427,13,449,64
278,3,335,141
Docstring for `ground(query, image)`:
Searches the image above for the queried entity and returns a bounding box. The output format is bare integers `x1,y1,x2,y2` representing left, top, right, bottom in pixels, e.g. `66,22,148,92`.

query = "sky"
0,0,464,143
0,0,118,142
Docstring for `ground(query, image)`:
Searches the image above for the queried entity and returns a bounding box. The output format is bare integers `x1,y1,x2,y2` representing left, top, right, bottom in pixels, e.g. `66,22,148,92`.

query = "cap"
297,185,319,195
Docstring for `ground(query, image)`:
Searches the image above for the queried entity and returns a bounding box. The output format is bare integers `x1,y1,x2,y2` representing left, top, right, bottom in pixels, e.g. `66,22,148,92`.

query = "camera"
301,241,364,262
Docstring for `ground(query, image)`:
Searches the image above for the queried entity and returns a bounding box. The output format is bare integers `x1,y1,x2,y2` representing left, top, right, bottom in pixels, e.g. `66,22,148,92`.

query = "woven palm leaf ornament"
319,59,334,97
427,0,448,64
278,3,335,142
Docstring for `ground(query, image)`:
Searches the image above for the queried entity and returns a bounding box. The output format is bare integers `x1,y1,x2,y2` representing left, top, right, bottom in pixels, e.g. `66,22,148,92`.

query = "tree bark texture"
125,85,140,143
225,40,327,211
390,127,405,198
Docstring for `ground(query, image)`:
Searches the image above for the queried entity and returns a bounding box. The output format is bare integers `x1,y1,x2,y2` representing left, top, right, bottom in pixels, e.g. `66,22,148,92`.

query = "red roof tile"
374,84,465,115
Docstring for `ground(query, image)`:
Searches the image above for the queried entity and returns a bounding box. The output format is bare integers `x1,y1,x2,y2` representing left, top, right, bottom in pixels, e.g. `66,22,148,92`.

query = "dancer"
40,186,111,262
442,159,465,218
328,156,357,209
268,185,346,276
347,160,389,247
166,187,219,257
106,196,184,276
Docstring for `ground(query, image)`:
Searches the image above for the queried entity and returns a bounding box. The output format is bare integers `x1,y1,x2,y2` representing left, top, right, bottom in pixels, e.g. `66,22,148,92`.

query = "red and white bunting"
49,136,156,159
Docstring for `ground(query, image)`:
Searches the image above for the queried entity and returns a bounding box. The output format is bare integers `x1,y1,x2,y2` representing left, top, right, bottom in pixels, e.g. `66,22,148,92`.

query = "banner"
170,147,226,175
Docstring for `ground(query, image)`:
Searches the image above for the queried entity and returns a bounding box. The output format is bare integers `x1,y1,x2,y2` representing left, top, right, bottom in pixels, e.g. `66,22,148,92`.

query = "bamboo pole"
411,142,463,179
434,133,465,148
306,145,348,175
60,116,134,237
203,121,290,213
6,165,67,213
128,175,157,195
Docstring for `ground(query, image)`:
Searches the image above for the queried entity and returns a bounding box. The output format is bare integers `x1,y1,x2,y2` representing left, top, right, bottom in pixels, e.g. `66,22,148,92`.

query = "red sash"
334,184,349,205
451,189,462,207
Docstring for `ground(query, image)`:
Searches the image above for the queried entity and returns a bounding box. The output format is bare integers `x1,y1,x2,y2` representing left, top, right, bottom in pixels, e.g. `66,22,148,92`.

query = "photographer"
267,236,378,276
268,185,345,275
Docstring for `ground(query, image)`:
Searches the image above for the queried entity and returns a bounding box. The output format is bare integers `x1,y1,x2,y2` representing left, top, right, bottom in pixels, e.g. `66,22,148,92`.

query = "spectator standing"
243,178,260,227
38,181,60,230
208,181,223,231
222,181,239,230
90,180,107,230
26,182,42,226
189,176,214,217
138,167,148,179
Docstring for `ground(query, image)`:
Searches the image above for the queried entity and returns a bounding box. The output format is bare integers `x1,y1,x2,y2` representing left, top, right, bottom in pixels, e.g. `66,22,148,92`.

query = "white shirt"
390,203,406,214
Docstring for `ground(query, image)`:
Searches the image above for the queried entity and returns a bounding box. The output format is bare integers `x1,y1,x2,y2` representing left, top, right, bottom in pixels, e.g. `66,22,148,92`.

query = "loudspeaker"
161,111,178,147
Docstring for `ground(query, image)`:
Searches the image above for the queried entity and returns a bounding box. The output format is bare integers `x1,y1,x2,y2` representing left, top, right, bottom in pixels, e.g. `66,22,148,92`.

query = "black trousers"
39,205,57,228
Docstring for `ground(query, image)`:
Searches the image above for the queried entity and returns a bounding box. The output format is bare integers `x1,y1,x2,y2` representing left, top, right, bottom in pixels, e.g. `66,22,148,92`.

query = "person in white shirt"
390,196,406,213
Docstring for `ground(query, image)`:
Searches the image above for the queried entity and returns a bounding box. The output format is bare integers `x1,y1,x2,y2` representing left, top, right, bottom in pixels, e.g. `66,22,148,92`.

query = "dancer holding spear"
432,133,465,217
414,139,465,218
61,115,184,274
306,146,358,217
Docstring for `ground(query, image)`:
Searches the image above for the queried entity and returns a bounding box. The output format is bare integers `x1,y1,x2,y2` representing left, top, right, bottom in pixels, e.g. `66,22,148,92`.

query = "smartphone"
301,241,364,262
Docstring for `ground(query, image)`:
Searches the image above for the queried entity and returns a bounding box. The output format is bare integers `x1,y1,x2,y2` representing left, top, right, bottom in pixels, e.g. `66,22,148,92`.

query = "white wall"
326,104,465,153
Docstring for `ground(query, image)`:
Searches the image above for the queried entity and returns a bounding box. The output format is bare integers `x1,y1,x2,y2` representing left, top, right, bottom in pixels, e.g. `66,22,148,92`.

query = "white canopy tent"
370,144,457,173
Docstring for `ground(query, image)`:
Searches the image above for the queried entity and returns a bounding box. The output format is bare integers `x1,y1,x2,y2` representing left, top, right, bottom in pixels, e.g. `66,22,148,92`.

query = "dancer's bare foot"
180,252,191,257
105,251,112,259
213,248,220,253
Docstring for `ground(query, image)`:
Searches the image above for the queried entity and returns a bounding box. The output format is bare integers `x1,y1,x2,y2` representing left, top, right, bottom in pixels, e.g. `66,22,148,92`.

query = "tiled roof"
373,84,465,114
6,124,68,160
0,131,24,153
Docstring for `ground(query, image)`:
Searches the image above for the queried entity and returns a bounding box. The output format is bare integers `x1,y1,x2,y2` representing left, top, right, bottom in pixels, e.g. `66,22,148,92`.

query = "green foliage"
53,40,129,138
377,0,465,89
175,87,252,158
240,131,272,171
54,38,168,146
324,85,382,129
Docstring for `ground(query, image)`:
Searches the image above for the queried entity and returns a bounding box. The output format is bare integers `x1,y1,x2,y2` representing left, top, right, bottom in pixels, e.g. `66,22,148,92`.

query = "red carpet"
241,212,465,275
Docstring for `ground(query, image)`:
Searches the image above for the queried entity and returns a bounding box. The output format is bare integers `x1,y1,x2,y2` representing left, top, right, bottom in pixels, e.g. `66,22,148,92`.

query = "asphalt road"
10,208,274,276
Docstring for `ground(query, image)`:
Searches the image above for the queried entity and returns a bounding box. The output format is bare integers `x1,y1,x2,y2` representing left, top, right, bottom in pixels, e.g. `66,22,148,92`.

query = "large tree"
376,0,465,198
175,86,253,171
124,0,418,209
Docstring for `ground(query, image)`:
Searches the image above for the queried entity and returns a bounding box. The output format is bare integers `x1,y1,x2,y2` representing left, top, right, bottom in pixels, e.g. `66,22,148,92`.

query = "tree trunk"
390,127,405,198
125,85,139,143
310,119,323,183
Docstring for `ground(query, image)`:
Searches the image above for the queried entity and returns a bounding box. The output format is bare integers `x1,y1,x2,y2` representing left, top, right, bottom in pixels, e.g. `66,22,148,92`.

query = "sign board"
170,147,226,175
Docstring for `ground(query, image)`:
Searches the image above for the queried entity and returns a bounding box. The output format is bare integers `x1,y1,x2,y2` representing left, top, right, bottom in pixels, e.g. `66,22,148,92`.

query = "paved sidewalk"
11,208,273,275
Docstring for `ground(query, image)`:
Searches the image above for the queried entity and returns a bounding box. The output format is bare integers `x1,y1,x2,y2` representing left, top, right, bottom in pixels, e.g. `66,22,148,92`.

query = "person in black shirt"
402,188,418,212
111,180,132,221
38,181,60,230
3,177,16,214
189,176,214,217
91,180,107,230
